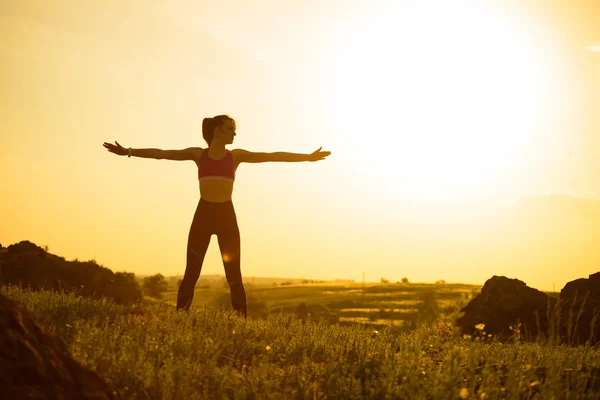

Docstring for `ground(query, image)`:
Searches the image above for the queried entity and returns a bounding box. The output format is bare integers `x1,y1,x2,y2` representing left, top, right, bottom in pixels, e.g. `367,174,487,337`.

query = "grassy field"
3,284,600,399
160,281,480,328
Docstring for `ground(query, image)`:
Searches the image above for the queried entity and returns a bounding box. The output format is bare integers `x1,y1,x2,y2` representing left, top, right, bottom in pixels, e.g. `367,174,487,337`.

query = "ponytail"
202,118,214,146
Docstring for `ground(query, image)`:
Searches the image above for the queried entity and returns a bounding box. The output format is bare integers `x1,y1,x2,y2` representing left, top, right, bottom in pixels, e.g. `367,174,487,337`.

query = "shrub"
142,274,168,299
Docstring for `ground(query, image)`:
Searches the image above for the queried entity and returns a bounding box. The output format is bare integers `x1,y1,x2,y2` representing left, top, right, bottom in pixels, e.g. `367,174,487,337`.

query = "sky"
1,0,599,291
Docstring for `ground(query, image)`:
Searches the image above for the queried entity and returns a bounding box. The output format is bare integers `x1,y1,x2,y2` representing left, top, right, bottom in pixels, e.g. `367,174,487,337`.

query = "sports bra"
197,149,235,182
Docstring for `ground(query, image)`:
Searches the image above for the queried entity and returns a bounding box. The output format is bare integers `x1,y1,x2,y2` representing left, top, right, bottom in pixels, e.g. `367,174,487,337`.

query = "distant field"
161,281,481,328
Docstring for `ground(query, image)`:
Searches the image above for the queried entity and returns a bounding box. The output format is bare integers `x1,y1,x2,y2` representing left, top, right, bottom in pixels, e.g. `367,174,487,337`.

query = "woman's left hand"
308,147,331,162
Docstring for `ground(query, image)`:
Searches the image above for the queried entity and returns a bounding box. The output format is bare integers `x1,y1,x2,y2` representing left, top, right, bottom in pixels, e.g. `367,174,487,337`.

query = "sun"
323,3,552,202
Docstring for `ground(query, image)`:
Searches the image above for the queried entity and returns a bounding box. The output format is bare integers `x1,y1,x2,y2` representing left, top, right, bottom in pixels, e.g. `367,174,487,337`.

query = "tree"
380,277,390,284
109,272,143,304
142,274,169,299
401,277,410,284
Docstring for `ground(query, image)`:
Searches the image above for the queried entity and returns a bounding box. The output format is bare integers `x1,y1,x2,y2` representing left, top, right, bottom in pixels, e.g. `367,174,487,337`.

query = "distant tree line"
0,241,142,305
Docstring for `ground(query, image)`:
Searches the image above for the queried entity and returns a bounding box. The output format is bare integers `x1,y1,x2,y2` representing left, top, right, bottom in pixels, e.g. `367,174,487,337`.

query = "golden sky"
1,0,599,291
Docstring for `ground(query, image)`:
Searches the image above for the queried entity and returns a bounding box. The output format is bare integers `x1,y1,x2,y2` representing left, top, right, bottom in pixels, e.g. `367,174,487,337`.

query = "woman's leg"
216,205,247,318
177,202,212,310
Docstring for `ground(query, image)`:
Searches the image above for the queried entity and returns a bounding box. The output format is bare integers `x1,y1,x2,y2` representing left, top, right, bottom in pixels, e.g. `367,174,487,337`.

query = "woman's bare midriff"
199,180,234,203
194,148,238,203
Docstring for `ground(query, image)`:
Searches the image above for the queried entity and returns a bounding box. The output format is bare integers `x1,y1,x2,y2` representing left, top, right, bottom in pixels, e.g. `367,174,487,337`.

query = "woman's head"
202,115,236,146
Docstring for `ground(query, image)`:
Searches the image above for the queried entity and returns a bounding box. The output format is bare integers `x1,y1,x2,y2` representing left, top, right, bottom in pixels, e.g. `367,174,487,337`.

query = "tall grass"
3,285,600,399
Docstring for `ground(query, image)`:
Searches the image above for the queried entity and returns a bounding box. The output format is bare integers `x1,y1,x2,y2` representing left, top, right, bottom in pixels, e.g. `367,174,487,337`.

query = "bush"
142,274,168,299
407,289,440,329
295,302,309,319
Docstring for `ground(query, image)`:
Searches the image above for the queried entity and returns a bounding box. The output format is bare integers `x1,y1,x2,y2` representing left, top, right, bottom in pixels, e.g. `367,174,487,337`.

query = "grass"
3,284,600,399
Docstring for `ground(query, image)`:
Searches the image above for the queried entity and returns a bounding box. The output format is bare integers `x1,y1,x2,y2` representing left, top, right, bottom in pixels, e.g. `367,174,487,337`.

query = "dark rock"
589,272,600,290
558,272,600,345
561,278,590,300
456,276,550,340
561,273,600,303
0,293,116,399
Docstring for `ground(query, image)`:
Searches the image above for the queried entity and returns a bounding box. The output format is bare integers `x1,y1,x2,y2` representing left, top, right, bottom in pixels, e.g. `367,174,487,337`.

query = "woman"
103,115,330,317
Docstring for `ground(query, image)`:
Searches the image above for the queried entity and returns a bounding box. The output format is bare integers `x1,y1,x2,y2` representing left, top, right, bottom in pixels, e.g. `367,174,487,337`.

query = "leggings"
176,198,247,317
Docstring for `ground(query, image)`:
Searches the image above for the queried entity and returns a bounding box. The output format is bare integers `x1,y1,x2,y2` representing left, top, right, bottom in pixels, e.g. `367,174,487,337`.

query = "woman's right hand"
103,141,128,156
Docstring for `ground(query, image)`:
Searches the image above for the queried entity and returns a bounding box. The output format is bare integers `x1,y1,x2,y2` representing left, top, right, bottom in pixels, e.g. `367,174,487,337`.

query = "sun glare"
324,4,552,202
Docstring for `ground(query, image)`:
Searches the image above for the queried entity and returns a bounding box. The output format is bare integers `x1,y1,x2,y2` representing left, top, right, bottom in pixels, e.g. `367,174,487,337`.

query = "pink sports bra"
198,149,235,182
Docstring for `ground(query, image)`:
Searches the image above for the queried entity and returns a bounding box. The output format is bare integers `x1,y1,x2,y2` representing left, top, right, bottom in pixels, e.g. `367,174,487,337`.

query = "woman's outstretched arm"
103,141,202,161
234,147,331,163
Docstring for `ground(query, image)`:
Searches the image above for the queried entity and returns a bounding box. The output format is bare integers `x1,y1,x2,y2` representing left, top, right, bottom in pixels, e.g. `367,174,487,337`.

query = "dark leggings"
176,198,246,317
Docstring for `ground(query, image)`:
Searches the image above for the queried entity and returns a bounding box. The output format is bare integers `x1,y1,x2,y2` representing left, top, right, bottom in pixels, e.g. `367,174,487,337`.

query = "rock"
0,293,116,399
561,278,590,300
456,276,550,340
589,272,600,290
558,272,600,345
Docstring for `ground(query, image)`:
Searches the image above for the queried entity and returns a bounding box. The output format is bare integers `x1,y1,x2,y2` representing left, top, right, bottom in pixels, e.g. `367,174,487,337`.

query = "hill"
0,241,142,304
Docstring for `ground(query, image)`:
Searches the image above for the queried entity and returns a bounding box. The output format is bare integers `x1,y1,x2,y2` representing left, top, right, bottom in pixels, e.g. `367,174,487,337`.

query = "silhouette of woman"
103,115,330,317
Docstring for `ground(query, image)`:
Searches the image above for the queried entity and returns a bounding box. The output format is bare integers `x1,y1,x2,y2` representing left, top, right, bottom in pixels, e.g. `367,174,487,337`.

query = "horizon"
0,238,584,293
2,0,599,293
